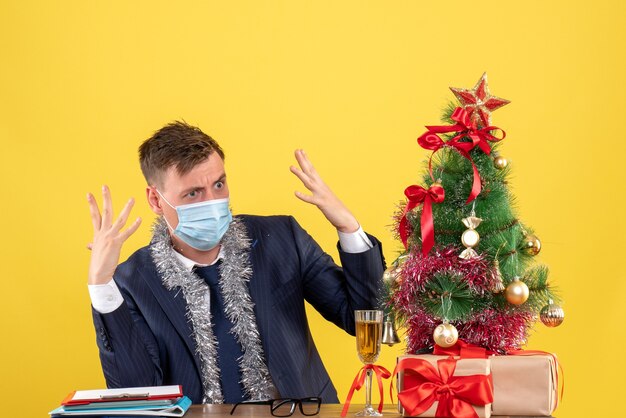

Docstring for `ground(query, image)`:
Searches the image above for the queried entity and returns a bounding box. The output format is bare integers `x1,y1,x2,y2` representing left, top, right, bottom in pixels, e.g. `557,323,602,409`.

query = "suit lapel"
139,262,204,381
245,222,289,393
247,232,270,343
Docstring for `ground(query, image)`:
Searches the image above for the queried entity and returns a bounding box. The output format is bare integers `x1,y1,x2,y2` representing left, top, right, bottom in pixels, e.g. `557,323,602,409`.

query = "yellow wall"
1,1,624,416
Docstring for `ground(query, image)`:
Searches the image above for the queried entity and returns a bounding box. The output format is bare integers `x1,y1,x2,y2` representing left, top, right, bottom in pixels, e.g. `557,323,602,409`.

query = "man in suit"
86,121,385,404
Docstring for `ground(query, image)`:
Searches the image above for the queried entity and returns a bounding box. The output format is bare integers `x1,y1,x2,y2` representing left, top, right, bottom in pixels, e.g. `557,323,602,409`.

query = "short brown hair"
139,121,225,187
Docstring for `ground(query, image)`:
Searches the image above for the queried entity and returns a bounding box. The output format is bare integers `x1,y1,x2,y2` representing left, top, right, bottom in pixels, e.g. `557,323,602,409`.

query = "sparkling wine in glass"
354,310,383,416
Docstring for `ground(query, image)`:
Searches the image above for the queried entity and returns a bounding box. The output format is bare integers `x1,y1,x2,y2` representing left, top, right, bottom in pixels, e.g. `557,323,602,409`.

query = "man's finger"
86,243,93,251
101,185,113,228
294,191,316,205
294,149,314,173
87,193,102,232
290,165,313,189
113,198,135,231
299,151,322,182
119,217,142,242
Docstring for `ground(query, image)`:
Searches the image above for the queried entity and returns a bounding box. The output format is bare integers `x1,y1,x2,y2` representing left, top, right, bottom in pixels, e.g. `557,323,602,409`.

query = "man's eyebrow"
214,173,227,183
180,186,205,196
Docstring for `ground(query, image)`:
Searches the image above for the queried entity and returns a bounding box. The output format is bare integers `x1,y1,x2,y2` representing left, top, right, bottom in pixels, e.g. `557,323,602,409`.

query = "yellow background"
1,1,624,417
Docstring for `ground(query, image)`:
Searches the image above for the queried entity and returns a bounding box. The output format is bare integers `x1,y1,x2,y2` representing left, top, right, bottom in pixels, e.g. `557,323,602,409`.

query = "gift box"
489,353,558,416
396,355,493,418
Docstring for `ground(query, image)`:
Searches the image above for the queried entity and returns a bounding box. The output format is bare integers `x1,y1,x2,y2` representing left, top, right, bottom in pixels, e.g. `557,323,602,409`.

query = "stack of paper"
49,385,191,417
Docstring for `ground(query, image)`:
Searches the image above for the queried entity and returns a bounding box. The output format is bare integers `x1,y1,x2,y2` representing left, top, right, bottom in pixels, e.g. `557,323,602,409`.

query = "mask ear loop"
154,188,176,210
153,188,178,233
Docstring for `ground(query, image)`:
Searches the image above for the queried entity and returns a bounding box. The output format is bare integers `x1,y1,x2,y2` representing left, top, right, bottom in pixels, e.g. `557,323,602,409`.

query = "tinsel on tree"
383,73,564,354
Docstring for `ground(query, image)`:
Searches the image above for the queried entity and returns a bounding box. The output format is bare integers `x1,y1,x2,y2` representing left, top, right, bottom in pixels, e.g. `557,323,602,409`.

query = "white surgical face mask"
157,190,232,251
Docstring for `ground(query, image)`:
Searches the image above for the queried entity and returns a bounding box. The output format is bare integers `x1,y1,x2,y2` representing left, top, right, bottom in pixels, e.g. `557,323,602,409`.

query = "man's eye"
188,190,198,198
215,181,224,190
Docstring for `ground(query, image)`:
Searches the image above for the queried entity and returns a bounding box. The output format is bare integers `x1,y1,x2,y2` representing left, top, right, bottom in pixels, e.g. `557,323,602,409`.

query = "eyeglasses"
230,397,322,417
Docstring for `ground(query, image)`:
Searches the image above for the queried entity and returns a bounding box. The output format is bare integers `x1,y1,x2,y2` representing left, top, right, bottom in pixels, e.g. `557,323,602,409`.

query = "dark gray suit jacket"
92,215,385,403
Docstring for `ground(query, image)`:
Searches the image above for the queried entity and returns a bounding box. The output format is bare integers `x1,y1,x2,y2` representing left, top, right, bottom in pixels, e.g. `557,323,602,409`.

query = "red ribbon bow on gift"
399,183,445,254
393,357,493,418
417,107,505,204
433,340,494,359
341,364,391,417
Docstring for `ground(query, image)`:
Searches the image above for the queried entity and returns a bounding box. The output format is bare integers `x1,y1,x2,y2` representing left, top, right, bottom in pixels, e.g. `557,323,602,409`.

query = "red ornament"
450,73,510,128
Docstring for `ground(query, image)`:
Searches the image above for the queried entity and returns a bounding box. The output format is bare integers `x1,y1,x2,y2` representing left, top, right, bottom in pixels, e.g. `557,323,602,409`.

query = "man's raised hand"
87,185,142,285
290,149,359,233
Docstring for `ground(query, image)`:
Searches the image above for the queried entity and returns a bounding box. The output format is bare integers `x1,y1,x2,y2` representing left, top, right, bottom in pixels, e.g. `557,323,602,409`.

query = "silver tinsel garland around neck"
150,216,276,403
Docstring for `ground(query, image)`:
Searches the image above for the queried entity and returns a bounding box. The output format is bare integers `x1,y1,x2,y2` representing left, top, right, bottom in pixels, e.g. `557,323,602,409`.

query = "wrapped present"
395,355,493,418
490,353,559,416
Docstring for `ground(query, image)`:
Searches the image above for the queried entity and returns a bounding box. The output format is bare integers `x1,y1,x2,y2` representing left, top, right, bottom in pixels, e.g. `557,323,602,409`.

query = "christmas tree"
384,74,564,354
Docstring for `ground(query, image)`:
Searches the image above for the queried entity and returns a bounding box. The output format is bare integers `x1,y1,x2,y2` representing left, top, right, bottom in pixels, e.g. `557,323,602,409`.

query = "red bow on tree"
399,184,445,255
417,107,505,204
394,357,493,418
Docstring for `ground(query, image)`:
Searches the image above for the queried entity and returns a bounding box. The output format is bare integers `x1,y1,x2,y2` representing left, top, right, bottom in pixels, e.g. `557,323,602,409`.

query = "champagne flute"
354,310,383,416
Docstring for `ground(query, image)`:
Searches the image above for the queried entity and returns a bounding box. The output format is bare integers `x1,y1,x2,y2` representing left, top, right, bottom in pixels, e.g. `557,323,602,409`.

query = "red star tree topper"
449,72,510,128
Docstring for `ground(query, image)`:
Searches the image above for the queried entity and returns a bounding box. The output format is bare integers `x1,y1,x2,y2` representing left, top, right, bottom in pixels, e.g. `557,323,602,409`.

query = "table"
184,404,553,418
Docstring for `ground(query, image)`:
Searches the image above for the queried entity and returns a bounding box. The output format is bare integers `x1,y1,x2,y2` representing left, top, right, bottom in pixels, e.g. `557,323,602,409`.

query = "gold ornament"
523,234,541,256
505,277,529,305
540,300,565,327
460,216,482,259
433,321,458,348
491,260,505,293
493,155,508,169
382,267,396,285
383,255,408,285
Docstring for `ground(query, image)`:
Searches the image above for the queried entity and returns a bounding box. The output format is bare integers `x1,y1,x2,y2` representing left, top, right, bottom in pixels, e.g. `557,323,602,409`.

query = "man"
86,121,385,404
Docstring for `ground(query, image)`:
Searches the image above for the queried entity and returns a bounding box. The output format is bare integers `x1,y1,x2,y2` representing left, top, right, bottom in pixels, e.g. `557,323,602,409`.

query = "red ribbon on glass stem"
399,184,445,254
392,357,493,418
417,107,505,204
341,364,391,417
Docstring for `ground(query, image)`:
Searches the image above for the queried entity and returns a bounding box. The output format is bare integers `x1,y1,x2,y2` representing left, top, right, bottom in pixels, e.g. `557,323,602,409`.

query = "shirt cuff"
338,226,373,254
88,279,124,314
